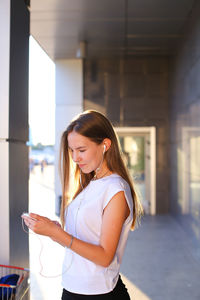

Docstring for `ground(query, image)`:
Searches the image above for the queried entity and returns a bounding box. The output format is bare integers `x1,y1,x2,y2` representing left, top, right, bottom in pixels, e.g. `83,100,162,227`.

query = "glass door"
115,127,156,215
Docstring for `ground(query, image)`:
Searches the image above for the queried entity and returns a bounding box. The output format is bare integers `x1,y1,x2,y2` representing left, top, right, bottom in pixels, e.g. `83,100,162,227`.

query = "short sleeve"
102,179,126,210
102,178,134,222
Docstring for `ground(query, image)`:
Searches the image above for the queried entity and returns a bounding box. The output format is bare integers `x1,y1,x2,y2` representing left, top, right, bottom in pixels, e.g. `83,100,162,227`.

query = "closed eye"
68,148,86,153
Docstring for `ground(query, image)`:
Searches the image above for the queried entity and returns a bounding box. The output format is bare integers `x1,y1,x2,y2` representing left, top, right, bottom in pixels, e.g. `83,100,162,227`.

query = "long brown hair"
59,110,143,230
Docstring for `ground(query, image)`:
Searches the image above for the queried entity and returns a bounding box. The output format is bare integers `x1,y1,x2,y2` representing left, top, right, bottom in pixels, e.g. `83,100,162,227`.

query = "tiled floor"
120,214,200,300
29,165,200,300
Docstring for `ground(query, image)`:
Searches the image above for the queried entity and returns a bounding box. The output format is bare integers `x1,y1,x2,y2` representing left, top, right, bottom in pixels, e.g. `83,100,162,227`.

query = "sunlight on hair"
120,274,151,300
69,157,79,199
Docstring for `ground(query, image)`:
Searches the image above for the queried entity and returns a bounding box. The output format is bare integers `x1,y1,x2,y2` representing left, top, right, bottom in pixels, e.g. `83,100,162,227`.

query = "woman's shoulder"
100,173,133,211
89,173,131,194
100,173,130,190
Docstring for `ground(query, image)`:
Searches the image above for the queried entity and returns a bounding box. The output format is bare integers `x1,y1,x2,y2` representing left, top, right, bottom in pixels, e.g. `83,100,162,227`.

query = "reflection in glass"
119,135,149,213
180,127,200,241
189,134,200,239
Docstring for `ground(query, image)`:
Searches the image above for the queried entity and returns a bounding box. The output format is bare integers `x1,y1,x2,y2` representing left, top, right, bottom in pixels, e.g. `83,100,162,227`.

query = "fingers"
21,213,56,236
21,213,40,231
21,213,48,222
22,215,36,227
29,213,42,221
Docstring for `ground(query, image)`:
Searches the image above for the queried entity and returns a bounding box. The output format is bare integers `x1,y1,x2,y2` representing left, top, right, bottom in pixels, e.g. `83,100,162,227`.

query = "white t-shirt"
62,173,133,295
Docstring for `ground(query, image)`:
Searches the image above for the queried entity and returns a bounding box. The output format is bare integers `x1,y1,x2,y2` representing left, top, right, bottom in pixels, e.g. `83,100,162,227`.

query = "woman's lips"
78,164,86,168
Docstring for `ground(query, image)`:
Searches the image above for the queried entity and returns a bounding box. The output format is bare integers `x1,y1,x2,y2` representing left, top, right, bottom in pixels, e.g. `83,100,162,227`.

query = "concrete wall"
0,0,29,267
169,1,200,239
84,57,169,214
55,59,83,213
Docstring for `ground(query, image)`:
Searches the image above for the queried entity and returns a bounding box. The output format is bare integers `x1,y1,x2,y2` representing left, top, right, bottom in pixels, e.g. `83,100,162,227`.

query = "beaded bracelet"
67,235,74,249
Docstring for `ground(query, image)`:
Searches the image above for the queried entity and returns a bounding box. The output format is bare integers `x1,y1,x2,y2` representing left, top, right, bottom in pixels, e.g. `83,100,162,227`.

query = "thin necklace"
93,169,110,181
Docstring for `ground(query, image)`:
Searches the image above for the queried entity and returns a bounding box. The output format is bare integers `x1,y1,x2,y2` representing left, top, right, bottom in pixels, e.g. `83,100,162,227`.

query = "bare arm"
22,191,130,267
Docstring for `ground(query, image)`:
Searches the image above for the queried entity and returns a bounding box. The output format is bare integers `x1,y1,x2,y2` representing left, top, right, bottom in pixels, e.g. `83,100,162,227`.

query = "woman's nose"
72,151,80,163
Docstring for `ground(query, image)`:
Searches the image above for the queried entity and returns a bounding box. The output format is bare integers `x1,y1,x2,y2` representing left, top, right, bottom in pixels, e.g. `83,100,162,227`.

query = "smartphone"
22,212,37,221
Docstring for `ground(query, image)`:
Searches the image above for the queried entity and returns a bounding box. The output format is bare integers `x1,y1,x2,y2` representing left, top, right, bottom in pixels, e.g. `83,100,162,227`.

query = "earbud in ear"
103,144,106,154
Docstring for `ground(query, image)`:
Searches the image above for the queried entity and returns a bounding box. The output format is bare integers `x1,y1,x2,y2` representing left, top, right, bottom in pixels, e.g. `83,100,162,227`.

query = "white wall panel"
0,0,10,139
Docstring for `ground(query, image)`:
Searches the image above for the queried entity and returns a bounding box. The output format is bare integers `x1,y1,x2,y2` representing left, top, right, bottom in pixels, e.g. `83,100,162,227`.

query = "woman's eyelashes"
69,148,86,153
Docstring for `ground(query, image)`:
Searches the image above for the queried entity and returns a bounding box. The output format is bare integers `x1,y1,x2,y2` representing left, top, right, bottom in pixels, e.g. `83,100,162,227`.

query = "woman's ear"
102,138,111,152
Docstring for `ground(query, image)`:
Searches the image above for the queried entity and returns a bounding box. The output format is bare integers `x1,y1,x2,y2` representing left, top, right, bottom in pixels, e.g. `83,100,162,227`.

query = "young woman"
22,110,143,299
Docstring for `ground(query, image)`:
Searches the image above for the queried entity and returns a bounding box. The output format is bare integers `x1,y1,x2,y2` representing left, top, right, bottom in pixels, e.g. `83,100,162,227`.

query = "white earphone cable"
22,218,72,278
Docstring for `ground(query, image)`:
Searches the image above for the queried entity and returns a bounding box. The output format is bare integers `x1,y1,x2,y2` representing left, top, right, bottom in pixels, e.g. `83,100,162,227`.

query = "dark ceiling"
30,0,196,60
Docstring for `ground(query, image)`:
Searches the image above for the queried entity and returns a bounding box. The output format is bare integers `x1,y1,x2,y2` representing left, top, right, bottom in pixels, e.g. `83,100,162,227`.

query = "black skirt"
61,275,130,300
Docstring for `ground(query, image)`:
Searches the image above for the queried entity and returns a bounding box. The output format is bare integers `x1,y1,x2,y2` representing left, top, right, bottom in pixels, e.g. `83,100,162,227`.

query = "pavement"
120,215,200,300
29,165,200,300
